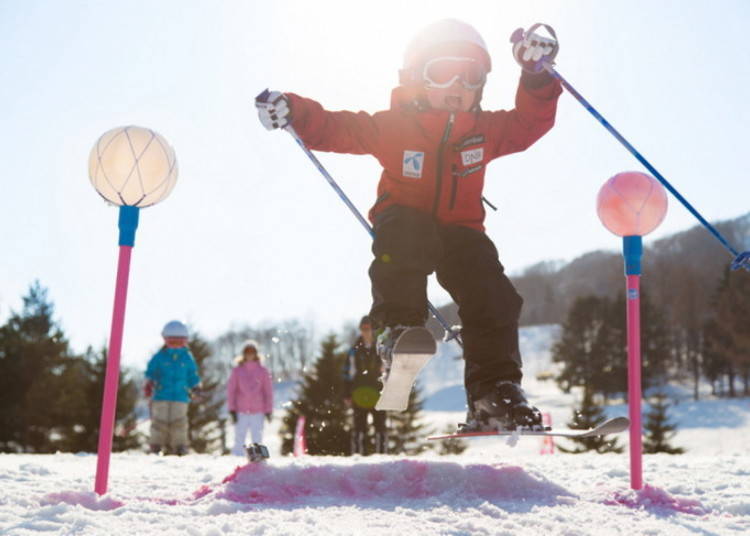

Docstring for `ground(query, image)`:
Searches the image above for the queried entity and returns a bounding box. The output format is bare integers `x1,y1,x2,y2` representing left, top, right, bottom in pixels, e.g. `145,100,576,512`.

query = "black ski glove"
230,411,237,424
265,413,272,423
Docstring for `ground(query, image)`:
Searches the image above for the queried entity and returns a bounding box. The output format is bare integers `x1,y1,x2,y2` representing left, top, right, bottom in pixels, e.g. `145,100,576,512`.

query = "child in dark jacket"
342,315,388,454
144,320,201,454
256,20,561,432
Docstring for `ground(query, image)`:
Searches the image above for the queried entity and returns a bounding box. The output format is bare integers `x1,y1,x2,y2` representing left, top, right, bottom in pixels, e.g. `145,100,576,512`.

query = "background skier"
144,320,201,455
343,315,388,454
256,19,561,432
227,340,273,456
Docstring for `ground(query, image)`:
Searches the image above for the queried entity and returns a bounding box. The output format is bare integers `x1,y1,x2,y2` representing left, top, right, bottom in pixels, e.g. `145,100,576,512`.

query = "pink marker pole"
623,235,643,490
294,415,307,457
94,206,139,495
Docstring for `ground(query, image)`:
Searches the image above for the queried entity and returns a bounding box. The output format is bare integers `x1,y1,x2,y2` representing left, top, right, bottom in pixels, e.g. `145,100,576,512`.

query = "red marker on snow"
597,171,668,490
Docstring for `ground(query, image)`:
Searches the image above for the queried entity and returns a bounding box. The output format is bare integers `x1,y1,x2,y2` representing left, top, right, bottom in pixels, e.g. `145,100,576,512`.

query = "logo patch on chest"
402,150,424,179
461,147,484,166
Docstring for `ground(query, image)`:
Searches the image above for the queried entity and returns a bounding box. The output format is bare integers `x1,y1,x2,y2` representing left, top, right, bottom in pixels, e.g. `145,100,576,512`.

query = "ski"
375,327,437,412
427,416,630,440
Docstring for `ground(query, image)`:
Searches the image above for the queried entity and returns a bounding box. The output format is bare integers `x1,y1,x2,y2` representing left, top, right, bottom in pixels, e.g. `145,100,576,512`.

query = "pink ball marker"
597,171,668,490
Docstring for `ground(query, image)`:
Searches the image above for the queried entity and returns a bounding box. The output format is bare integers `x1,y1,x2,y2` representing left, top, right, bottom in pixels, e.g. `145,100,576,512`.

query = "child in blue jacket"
144,320,201,455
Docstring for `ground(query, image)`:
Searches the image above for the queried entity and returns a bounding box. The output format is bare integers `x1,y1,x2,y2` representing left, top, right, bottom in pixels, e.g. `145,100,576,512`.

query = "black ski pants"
369,205,523,400
352,407,387,454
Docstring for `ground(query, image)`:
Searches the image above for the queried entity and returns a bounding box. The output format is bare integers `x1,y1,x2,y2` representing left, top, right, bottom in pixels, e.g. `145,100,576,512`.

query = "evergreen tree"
0,282,72,452
643,392,685,454
592,293,627,400
553,295,609,395
187,331,225,454
557,389,624,454
54,346,141,452
640,289,673,389
702,317,733,396
388,385,433,455
279,334,349,456
711,267,750,396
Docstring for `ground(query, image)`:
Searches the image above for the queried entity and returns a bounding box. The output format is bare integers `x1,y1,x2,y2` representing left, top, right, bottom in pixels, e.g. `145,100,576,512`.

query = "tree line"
0,281,458,456
551,265,750,402
0,281,315,454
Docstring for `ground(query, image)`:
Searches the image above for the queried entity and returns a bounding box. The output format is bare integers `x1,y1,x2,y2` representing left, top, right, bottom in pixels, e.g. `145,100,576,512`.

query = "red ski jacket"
286,78,561,232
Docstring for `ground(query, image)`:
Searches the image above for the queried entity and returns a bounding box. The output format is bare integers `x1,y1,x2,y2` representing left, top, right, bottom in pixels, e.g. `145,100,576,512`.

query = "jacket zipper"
431,113,455,217
449,164,458,210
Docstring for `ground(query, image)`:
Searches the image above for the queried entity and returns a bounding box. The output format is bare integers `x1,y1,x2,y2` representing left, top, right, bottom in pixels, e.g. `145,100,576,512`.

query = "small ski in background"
245,443,270,463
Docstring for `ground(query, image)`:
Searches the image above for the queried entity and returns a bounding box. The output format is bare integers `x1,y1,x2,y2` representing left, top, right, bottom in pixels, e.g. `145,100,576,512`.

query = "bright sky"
1,0,748,369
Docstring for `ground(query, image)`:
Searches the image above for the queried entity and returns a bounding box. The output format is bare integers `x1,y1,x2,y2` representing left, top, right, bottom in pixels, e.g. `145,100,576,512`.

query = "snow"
2,325,749,535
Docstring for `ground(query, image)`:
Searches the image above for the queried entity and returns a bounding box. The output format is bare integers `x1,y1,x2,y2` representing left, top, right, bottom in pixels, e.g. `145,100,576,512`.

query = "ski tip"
603,416,630,431
395,327,437,355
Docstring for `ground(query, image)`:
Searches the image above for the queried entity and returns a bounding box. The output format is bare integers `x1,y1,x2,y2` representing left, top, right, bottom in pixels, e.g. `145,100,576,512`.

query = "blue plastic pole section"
543,63,750,272
284,125,462,345
118,205,140,246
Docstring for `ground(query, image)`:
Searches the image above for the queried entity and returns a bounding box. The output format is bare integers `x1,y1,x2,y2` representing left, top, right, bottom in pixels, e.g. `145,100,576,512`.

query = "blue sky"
1,0,748,368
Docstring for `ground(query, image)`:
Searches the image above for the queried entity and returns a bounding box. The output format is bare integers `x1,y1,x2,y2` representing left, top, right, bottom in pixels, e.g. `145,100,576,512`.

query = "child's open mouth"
445,96,462,109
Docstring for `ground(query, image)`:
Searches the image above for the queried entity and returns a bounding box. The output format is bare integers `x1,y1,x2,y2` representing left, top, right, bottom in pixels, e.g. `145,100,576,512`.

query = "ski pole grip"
509,23,559,73
510,23,558,44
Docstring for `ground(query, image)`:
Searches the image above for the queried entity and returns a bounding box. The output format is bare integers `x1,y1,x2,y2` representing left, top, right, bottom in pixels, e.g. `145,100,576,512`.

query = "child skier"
256,20,561,431
226,340,274,456
144,320,202,454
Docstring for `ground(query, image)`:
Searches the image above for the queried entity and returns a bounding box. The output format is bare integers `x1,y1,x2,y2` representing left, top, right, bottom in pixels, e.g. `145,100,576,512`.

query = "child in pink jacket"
227,340,274,455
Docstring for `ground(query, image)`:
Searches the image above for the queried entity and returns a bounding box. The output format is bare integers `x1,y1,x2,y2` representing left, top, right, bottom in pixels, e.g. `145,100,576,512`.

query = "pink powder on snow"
604,484,711,516
40,491,124,511
197,459,571,506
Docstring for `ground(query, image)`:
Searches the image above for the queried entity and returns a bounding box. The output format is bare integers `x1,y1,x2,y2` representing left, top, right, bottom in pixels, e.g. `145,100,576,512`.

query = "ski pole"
278,120,462,345
542,63,750,272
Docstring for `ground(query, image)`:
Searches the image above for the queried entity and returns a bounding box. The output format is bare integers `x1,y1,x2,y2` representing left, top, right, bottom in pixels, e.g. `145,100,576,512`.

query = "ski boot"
458,381,544,433
245,443,270,463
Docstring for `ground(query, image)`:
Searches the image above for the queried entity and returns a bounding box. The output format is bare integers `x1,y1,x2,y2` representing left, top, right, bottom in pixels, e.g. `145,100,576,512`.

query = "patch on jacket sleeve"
402,150,424,179
461,147,484,166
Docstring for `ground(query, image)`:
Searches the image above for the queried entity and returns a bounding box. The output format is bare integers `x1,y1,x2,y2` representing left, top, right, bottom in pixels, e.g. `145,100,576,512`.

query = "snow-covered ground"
2,325,749,535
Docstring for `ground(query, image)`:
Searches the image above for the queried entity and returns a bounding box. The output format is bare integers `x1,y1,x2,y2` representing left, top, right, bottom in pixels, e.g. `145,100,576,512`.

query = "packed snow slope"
1,325,749,535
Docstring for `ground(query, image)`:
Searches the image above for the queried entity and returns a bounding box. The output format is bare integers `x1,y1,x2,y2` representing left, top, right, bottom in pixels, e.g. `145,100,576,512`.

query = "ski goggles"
422,57,487,90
